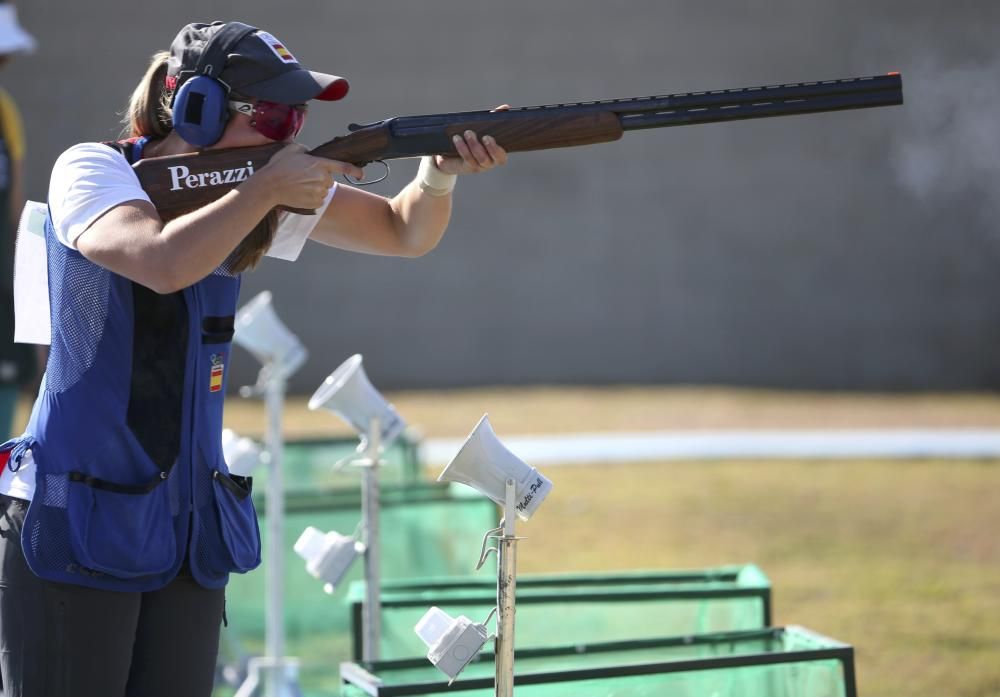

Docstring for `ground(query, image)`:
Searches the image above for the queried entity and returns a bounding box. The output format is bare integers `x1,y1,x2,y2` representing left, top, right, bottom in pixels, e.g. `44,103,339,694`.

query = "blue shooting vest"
2,138,261,591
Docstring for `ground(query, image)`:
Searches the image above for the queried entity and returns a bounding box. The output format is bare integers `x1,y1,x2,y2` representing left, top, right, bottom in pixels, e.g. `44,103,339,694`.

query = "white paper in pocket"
14,200,51,345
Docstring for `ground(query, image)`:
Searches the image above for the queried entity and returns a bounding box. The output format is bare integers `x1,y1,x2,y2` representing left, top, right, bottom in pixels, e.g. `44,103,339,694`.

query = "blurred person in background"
0,20,505,697
0,1,35,440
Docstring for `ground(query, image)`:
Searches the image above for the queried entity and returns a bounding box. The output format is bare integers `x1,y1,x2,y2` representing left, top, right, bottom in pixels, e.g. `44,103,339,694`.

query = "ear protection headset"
171,22,258,147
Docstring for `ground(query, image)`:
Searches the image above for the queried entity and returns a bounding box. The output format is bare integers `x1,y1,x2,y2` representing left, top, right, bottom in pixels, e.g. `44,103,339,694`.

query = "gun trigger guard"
343,160,389,187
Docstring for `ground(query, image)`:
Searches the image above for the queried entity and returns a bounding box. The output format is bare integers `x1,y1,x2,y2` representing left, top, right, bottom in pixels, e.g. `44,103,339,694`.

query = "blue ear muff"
170,22,258,147
172,75,230,147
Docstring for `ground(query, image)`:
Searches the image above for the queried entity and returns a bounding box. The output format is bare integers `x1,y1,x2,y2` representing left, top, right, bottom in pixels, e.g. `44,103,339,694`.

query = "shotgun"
132,72,903,220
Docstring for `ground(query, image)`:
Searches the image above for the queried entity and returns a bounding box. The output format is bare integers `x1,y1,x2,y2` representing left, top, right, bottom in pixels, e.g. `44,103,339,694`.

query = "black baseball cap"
166,21,349,104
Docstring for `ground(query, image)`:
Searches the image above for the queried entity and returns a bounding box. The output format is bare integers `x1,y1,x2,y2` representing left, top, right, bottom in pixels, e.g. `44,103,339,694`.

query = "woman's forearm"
154,178,280,286
386,176,455,256
78,176,279,293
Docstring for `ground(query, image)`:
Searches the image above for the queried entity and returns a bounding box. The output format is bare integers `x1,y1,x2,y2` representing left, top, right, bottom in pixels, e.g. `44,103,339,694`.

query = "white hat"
0,4,35,55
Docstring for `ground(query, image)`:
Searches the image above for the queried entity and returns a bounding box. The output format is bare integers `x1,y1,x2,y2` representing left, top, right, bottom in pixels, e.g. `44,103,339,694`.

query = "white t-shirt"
0,141,336,501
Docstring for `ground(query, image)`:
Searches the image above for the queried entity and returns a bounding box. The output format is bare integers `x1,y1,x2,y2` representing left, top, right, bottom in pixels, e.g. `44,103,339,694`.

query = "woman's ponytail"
122,51,173,139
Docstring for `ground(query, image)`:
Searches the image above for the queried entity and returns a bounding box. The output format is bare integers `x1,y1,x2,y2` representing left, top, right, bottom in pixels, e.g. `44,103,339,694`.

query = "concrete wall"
7,0,1000,392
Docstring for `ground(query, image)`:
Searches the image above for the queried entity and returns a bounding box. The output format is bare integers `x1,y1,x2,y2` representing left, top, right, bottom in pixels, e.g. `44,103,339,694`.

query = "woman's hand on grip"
251,144,364,210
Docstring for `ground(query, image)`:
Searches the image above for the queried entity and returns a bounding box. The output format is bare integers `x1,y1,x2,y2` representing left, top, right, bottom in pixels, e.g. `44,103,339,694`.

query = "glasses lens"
251,101,308,141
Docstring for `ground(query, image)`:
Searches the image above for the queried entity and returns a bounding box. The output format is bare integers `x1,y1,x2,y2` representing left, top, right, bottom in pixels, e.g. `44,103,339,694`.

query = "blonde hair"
229,210,278,274
122,51,173,139
121,51,277,274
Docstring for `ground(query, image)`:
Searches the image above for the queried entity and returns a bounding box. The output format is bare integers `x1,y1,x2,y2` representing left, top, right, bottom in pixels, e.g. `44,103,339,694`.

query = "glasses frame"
228,99,309,142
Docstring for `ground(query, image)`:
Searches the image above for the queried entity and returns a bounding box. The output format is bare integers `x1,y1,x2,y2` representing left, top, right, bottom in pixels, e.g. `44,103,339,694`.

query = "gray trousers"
0,494,225,697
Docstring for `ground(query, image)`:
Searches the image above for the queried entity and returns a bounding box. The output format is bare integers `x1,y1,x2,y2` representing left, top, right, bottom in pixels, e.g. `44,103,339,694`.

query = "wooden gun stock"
132,143,286,221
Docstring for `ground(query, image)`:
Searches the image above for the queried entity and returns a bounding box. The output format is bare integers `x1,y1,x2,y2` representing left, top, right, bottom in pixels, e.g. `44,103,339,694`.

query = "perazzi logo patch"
168,162,256,192
210,353,225,393
257,31,297,63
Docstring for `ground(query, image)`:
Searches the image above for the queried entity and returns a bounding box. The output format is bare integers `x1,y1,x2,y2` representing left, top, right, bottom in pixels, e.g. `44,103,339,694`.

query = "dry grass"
216,385,1000,440
516,457,1000,697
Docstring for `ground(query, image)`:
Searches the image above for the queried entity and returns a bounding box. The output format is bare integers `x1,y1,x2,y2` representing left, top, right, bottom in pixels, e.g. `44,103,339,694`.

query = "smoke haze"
891,57,1000,227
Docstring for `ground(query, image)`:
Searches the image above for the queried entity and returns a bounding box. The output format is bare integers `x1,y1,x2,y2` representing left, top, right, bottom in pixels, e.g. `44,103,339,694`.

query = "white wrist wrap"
417,156,457,197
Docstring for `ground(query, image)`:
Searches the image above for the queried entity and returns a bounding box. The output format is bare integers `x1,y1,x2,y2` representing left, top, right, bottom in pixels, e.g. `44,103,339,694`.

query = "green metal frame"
374,565,763,591
340,626,856,697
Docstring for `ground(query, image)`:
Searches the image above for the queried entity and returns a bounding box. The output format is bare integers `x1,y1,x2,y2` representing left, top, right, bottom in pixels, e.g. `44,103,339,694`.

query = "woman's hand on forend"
434,104,510,175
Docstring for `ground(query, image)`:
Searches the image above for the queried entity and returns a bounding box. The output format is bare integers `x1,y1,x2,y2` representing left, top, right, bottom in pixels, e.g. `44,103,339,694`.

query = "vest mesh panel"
44,224,111,393
41,473,68,507
28,475,73,575
213,252,239,277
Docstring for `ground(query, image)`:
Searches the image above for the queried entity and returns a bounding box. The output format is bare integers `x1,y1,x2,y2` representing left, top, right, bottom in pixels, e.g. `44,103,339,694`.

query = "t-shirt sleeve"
47,142,153,249
266,182,338,262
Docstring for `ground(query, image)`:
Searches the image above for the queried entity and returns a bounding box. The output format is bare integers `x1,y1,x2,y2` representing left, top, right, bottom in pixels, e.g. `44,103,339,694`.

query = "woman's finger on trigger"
339,164,365,181
324,159,363,181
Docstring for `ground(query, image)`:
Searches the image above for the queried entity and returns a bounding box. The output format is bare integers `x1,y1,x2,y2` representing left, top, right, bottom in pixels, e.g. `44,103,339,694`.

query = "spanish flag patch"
210,353,225,393
257,31,298,64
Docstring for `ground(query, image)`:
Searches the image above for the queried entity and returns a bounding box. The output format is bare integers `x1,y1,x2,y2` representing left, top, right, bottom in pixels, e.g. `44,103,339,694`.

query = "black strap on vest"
102,139,136,162
68,470,167,495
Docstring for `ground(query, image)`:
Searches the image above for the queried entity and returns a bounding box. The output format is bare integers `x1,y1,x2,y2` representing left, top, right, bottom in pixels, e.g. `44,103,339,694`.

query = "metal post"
361,416,382,662
233,657,303,697
495,478,518,697
264,374,286,697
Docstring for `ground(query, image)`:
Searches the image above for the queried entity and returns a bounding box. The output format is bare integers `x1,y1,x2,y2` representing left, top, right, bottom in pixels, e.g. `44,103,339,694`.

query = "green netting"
221,481,498,673
345,565,771,660
337,626,855,697
248,435,422,494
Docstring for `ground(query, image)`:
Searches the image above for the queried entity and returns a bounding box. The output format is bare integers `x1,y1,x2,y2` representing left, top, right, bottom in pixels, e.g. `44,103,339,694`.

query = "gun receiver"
133,73,903,220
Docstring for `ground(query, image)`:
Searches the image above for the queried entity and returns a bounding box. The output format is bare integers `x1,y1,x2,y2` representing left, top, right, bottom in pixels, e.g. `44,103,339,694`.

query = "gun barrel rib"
388,74,903,133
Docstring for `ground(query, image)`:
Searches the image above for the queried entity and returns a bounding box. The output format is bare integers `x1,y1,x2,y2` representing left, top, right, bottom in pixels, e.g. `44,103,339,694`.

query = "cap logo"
256,31,298,64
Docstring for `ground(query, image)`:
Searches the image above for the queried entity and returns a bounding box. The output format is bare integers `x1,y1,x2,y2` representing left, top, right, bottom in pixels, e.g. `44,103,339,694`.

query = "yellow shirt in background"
0,87,25,162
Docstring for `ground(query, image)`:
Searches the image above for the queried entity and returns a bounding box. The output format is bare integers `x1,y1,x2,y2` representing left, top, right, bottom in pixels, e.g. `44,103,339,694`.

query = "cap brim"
237,69,349,104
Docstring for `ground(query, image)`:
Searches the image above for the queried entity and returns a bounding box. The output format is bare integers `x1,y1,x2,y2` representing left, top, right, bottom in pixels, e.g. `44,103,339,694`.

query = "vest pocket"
208,469,261,574
66,474,176,579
